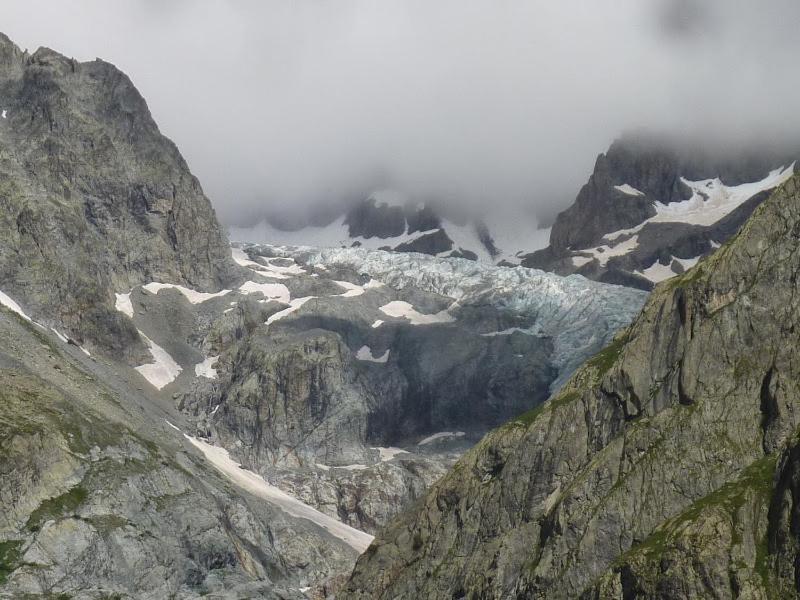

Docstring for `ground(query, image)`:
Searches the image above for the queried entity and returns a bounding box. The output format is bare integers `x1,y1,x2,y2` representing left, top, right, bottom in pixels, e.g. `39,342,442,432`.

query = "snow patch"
114,292,134,318
371,319,384,328
374,447,409,462
603,164,796,242
418,431,466,446
0,290,32,322
333,279,382,297
379,300,454,326
636,255,703,283
480,327,536,337
355,345,389,363
195,356,220,379
142,283,230,304
135,331,182,390
266,297,314,326
185,435,374,552
51,328,68,343
571,255,593,268
238,281,291,303
614,184,645,197
584,235,640,267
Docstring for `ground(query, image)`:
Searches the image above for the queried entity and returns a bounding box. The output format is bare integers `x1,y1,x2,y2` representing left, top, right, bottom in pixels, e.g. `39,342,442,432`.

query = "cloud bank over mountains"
4,0,800,225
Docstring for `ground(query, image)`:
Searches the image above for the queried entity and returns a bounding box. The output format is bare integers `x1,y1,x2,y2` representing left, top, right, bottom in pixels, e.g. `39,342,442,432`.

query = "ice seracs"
303,246,647,388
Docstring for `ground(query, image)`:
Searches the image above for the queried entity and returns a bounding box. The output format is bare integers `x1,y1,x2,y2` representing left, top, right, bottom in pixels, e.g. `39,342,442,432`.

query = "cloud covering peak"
3,0,800,225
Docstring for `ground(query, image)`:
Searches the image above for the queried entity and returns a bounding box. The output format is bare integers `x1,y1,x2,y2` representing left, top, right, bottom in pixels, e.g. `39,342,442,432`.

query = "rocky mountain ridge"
0,32,237,360
525,133,798,290
341,172,800,598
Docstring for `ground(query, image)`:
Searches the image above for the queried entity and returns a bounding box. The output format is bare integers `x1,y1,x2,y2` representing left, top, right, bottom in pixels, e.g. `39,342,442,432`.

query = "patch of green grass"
621,455,776,563
0,540,23,585
587,334,629,378
26,486,88,532
509,391,581,428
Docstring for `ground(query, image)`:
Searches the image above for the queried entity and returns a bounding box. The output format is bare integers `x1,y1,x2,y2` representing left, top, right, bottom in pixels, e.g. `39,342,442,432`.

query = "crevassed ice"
296,247,647,390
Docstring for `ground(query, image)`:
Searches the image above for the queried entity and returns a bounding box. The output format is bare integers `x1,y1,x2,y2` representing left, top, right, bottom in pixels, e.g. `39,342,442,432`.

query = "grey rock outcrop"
0,307,355,600
0,33,236,358
341,173,800,598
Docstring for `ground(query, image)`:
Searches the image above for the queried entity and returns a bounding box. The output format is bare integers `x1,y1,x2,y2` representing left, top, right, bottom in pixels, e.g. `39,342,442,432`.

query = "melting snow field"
379,300,455,326
185,435,374,553
135,331,182,390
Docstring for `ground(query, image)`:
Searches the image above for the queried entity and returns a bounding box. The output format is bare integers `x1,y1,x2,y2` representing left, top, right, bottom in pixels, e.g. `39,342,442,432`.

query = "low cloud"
3,0,800,226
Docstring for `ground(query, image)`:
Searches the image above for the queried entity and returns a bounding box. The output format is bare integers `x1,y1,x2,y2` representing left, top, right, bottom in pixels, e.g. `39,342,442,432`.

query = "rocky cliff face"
0,306,357,600
341,173,800,599
525,133,798,290
0,34,235,358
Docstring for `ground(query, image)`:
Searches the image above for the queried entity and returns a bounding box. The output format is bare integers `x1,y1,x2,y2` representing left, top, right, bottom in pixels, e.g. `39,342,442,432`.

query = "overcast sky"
3,0,800,226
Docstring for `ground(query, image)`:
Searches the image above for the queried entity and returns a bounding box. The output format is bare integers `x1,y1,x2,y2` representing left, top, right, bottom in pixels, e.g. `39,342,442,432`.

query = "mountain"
229,189,552,265
0,33,647,598
0,33,236,361
341,173,800,598
524,133,798,290
166,243,645,535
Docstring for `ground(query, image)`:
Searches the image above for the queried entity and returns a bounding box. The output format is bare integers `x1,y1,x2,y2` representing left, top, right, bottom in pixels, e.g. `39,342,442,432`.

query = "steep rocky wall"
341,174,800,599
0,33,235,357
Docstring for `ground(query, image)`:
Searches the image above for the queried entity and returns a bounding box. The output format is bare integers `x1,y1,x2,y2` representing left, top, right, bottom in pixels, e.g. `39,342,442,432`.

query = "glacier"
254,245,648,390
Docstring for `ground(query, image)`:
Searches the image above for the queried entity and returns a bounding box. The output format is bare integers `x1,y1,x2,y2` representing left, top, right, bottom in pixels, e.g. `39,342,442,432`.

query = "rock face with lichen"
341,174,800,599
0,33,236,358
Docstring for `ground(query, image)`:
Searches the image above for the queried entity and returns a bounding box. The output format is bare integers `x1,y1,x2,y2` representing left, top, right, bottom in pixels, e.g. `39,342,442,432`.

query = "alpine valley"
1,28,799,600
